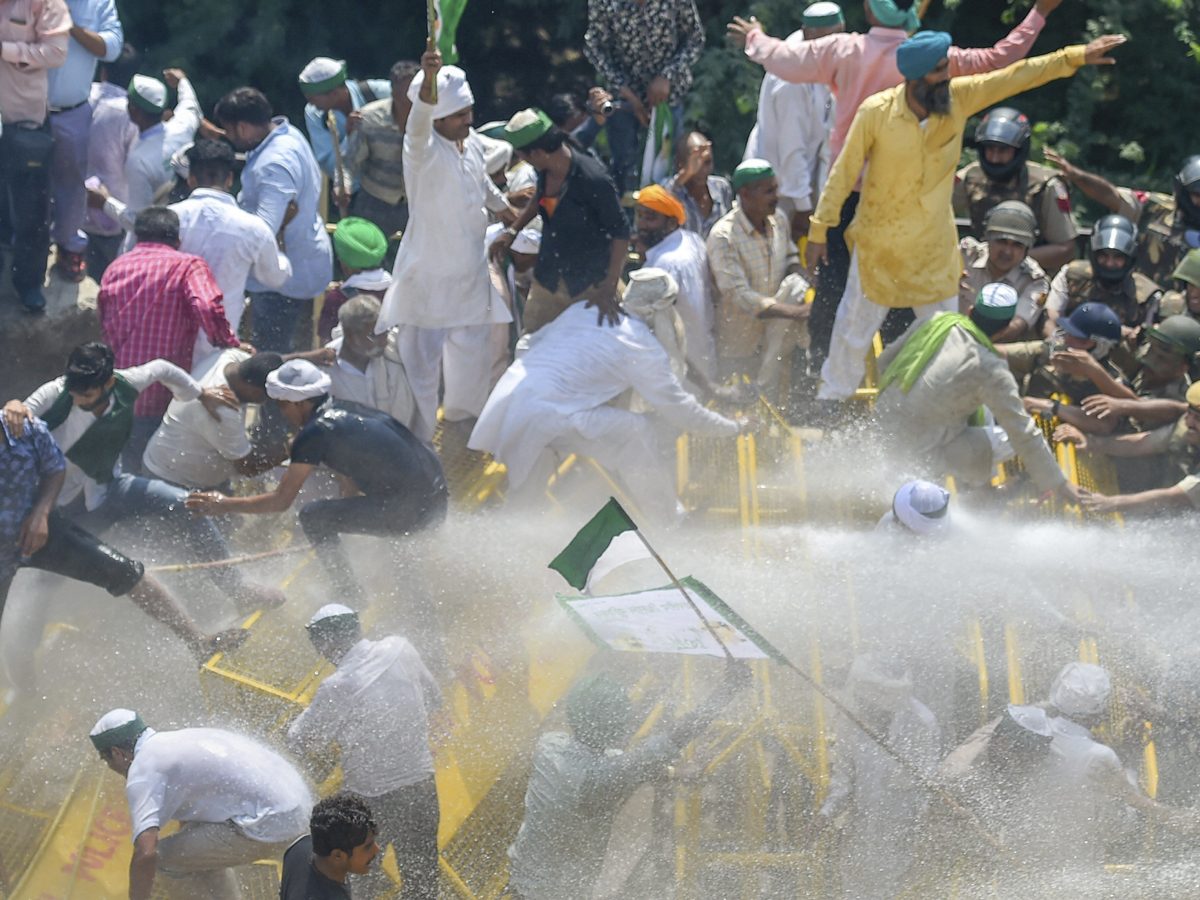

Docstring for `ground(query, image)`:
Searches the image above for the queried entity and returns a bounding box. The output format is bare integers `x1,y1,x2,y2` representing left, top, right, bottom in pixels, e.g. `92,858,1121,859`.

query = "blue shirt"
47,0,123,109
0,418,66,582
303,78,392,180
239,117,333,300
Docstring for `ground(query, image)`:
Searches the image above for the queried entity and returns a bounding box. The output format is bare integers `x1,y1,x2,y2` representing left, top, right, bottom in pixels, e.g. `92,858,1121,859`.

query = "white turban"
478,133,513,175
848,654,913,713
308,603,357,627
890,480,951,536
407,65,475,120
265,359,332,402
511,222,542,255
623,268,687,391
1049,662,1112,718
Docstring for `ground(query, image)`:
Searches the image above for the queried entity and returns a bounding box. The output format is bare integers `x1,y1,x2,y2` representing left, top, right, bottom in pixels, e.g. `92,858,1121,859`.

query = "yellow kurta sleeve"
954,45,1087,120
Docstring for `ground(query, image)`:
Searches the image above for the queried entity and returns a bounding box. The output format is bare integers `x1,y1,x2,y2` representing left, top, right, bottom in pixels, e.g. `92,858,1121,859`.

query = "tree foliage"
121,0,1199,193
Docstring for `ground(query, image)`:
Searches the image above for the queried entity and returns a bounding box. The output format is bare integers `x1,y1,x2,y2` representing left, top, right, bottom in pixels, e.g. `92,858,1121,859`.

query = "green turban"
732,159,775,193
333,217,388,269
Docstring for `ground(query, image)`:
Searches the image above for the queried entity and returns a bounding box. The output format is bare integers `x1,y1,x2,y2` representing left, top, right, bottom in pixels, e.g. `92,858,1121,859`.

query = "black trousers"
361,777,441,900
808,192,859,369
0,137,52,292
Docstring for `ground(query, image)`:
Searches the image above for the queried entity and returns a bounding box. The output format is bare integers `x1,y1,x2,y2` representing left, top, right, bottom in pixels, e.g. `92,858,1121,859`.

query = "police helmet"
975,107,1031,182
1088,214,1138,285
1061,302,1122,359
1174,155,1200,229
1148,314,1200,358
983,200,1038,247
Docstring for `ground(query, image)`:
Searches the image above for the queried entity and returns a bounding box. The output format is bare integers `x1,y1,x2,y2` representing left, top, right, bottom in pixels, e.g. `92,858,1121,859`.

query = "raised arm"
946,4,1046,77
740,25,842,86
1043,148,1126,215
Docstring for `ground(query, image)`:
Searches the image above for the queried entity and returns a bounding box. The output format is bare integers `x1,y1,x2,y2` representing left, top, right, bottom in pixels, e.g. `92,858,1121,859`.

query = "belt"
49,98,89,114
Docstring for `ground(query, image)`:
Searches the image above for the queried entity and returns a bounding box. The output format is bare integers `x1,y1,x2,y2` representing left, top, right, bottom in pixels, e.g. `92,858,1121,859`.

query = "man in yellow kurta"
805,29,1126,401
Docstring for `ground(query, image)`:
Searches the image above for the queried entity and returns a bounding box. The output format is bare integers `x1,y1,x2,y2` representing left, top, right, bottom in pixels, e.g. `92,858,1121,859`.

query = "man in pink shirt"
728,0,1063,380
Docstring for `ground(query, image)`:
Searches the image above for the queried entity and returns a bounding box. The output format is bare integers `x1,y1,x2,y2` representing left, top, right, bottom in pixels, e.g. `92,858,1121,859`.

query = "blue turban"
896,31,952,80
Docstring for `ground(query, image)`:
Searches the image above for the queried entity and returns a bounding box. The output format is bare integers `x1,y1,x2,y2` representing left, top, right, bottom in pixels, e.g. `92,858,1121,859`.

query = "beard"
911,79,951,116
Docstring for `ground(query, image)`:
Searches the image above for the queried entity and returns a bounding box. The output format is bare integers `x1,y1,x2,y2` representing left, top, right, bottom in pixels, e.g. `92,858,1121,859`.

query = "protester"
582,0,704,196
873,284,1091,501
742,2,842,242
469,299,752,525
186,360,448,602
957,200,1048,342
319,215,392,343
280,795,382,900
47,0,124,283
0,0,69,311
663,131,736,239
323,294,417,433
95,206,241,466
216,86,333,354
288,605,443,900
91,709,311,900
875,480,951,536
544,88,612,155
487,221,541,373
729,0,1066,374
636,183,717,378
706,159,812,402
954,106,1077,273
507,664,750,900
341,60,420,238
806,32,1126,403
375,48,513,442
300,56,393,183
492,108,630,336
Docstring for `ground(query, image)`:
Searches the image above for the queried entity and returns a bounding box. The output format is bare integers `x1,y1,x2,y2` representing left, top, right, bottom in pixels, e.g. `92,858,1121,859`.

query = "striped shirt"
345,98,405,206
706,206,797,359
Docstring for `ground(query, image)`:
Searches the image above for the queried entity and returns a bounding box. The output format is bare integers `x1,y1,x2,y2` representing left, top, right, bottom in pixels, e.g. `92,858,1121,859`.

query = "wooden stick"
146,545,309,574
326,109,349,213
427,0,439,104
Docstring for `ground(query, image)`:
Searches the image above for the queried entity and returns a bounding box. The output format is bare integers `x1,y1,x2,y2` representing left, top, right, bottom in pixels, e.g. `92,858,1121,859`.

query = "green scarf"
42,374,139,485
879,313,997,394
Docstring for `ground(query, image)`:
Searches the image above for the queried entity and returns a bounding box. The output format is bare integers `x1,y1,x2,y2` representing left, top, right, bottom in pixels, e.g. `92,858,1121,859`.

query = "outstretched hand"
726,16,763,48
1084,34,1126,65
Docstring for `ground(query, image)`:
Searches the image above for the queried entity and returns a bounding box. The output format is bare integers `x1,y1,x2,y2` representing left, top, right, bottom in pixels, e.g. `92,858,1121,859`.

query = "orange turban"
633,184,686,226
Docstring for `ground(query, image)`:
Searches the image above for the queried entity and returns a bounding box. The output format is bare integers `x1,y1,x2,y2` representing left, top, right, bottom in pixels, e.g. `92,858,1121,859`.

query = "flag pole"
427,0,439,104
631,530,735,662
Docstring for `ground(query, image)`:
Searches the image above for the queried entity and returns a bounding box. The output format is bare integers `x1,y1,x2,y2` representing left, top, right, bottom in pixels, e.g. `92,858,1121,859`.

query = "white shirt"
645,229,717,379
323,328,418,432
287,636,442,796
24,360,202,510
378,102,512,330
142,349,253,489
125,727,311,843
119,79,202,233
85,81,137,237
744,40,833,215
469,301,739,487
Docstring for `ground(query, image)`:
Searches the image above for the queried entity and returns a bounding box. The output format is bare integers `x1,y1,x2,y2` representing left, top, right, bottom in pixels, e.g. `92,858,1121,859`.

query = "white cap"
1005,703,1053,736
299,57,346,88
128,75,167,114
1049,662,1112,717
407,65,475,120
891,480,951,536
90,708,139,737
511,223,542,255
478,133,513,175
307,603,357,627
265,359,332,402
623,267,679,312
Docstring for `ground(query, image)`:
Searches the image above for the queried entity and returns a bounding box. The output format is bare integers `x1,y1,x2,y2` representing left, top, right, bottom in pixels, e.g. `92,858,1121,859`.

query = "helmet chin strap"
1088,336,1117,360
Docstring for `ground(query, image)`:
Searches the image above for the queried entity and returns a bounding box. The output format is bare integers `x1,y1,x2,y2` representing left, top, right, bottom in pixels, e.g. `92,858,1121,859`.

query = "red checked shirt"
97,242,238,417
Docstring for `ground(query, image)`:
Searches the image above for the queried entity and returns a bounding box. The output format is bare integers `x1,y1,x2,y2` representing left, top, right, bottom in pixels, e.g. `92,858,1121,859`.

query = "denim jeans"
0,124,53,292
73,474,242,592
249,290,312,353
604,102,685,197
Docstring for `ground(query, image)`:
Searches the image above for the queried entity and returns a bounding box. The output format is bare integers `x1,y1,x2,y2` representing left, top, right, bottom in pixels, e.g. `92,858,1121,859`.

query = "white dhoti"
817,251,957,401
399,323,496,440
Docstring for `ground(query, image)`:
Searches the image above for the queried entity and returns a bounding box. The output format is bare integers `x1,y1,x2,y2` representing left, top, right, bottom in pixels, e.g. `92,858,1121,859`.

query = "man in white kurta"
742,3,841,239
377,51,512,440
469,301,748,524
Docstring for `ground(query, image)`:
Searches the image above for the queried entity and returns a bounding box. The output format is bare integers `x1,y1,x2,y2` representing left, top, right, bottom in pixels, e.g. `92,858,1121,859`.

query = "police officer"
958,200,1049,341
1132,315,1200,402
1045,152,1200,286
1004,302,1132,435
1044,215,1164,337
1160,248,1200,321
954,107,1078,273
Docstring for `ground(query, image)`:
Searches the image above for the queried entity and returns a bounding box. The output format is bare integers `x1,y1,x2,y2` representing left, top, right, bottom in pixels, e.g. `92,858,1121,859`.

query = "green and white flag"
431,0,469,63
558,577,778,659
548,498,652,593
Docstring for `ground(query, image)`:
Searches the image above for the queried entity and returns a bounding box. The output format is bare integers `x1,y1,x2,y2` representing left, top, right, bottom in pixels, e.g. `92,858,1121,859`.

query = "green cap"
1172,249,1200,290
332,217,388,269
974,282,1018,321
732,158,775,193
89,709,147,753
299,57,348,96
503,108,553,149
127,74,167,116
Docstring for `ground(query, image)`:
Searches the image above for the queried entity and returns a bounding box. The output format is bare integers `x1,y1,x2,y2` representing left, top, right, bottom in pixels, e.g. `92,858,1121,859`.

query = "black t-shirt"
290,397,446,500
279,836,351,900
535,149,631,297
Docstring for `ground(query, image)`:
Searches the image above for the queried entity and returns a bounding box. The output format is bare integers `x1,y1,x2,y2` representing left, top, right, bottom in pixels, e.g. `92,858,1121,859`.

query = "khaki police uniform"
958,237,1049,328
1004,339,1130,405
1045,260,1164,329
1115,187,1197,287
954,161,1078,246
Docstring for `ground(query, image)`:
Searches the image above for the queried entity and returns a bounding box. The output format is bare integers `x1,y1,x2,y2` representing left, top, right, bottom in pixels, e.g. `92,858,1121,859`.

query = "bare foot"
196,628,248,663
232,583,288,615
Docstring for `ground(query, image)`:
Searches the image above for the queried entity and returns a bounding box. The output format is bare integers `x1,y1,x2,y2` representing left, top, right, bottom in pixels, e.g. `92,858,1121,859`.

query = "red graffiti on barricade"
60,804,132,883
